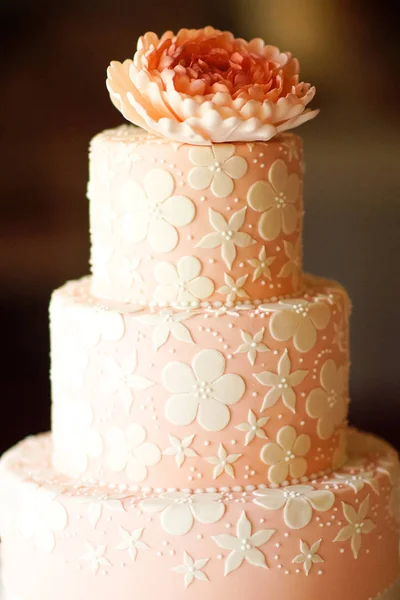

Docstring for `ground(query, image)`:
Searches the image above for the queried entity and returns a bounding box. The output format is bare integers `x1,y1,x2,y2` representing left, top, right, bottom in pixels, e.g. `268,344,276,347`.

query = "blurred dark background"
1,0,399,453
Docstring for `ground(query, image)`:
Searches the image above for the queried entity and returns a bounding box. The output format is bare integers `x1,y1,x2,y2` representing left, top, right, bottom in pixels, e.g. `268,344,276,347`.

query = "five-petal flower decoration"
218,273,250,304
278,239,302,289
206,443,242,479
334,495,375,559
261,425,311,484
116,526,150,561
247,159,300,240
247,246,276,282
292,539,323,576
306,359,347,439
172,552,209,588
197,207,256,270
163,434,198,468
260,298,331,353
162,349,245,431
106,423,161,482
136,308,194,351
153,256,214,306
188,145,248,198
213,511,275,576
253,485,335,530
80,542,112,574
235,327,269,365
99,351,155,413
120,168,195,253
140,492,225,536
19,487,68,554
254,348,308,413
236,409,270,446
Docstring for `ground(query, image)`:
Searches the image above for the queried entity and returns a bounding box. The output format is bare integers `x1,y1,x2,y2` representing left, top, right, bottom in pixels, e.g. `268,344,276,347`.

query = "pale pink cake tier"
89,126,304,307
50,274,350,490
1,430,399,600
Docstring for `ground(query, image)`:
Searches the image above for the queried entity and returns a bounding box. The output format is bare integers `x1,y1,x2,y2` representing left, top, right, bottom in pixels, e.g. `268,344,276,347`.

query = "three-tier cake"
1,27,399,600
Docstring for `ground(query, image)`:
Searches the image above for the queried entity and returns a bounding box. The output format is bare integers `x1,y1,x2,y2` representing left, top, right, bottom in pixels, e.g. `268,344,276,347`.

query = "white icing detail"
172,552,209,588
254,348,308,413
235,327,269,365
326,470,379,495
253,484,335,529
278,239,301,288
292,539,323,576
306,359,347,439
120,169,195,253
162,349,245,431
76,491,125,529
136,309,195,351
163,434,198,468
80,307,126,346
18,486,68,554
206,444,242,479
106,424,161,482
196,207,256,270
140,492,225,536
260,298,331,353
213,511,275,575
218,273,250,304
80,542,112,574
236,410,269,446
116,526,150,561
188,145,248,198
247,246,276,282
99,351,155,413
261,426,311,484
154,256,214,306
334,495,376,558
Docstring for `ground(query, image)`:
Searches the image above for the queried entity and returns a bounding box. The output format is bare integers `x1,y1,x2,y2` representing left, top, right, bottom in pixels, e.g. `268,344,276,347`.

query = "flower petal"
224,156,248,180
334,524,354,543
135,442,161,467
294,317,316,353
351,532,361,559
161,504,193,536
261,442,285,466
320,359,338,393
237,511,252,538
282,203,298,235
162,196,195,227
270,309,298,341
253,490,286,511
144,169,175,204
188,166,213,191
212,534,241,551
193,349,225,383
269,159,288,193
268,461,289,484
247,180,275,212
289,457,307,479
258,207,282,241
293,434,311,457
306,388,327,418
306,490,335,512
250,529,275,547
162,361,196,393
309,302,331,331
147,220,178,253
126,456,148,482
282,388,296,413
177,256,201,282
277,425,297,451
196,232,223,249
284,496,312,529
245,547,268,568
191,500,225,524
126,423,146,448
225,550,245,575
212,374,245,405
188,276,214,300
154,261,178,285
197,397,230,431
190,147,215,167
165,393,199,427
213,144,235,163
211,171,234,198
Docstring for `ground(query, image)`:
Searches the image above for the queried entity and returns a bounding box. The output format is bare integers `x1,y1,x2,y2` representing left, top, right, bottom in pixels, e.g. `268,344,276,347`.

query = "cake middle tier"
89,126,304,307
50,275,350,490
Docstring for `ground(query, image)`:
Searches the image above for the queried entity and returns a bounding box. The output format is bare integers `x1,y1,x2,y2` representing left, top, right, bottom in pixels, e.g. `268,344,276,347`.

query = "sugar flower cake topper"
107,26,319,145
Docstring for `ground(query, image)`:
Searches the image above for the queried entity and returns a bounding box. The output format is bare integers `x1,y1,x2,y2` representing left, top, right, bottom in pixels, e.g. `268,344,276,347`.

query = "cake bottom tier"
0,429,399,600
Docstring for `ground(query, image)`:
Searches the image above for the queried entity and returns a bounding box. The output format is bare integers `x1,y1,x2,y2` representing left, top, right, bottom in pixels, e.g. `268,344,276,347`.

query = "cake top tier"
89,127,305,307
106,26,318,145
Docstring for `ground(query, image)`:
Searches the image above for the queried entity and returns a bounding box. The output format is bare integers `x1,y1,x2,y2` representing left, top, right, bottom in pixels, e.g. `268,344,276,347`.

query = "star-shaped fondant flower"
235,327,269,365
172,552,209,588
206,443,242,479
236,410,269,446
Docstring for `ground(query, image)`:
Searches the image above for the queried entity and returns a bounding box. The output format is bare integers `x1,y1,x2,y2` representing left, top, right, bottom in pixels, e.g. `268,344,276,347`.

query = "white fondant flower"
254,348,308,413
213,511,275,575
188,145,248,198
292,539,323,576
116,526,150,561
197,207,256,270
247,159,300,240
52,400,103,475
236,409,269,446
19,487,68,553
278,239,301,288
306,359,347,440
261,426,311,484
247,246,275,282
140,492,225,536
99,351,155,413
261,298,331,353
235,327,269,365
80,542,112,574
120,169,195,253
80,307,126,347
334,495,375,559
172,552,209,588
163,434,198,468
206,443,242,479
154,256,214,306
217,273,250,304
253,485,335,530
162,349,245,431
106,424,161,482
327,470,379,495
136,308,194,351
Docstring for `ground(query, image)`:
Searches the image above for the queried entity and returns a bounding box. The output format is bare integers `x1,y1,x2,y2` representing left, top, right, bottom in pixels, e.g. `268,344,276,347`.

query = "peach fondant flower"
107,27,318,144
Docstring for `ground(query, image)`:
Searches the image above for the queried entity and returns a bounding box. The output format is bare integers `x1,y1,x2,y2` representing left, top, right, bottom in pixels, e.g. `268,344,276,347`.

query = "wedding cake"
1,27,399,600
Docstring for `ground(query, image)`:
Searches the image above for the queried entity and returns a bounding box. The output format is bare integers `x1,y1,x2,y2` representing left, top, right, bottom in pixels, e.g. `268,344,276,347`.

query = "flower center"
149,202,162,220
221,230,234,241
210,161,223,173
285,450,295,462
278,377,289,389
240,538,252,551
275,192,287,208
355,522,364,533
327,389,338,409
295,304,309,317
193,380,213,400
